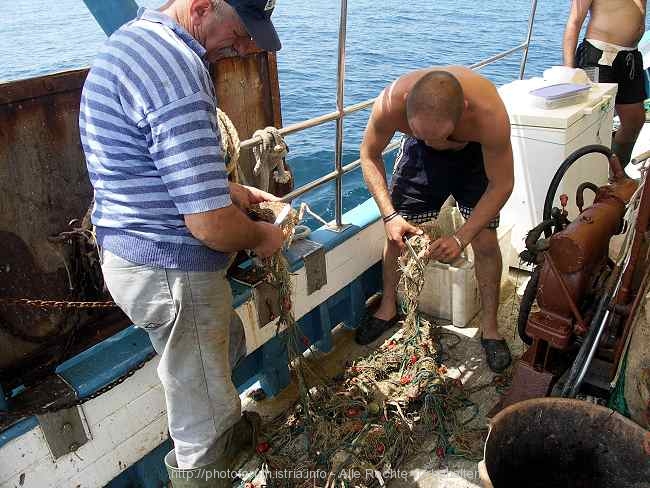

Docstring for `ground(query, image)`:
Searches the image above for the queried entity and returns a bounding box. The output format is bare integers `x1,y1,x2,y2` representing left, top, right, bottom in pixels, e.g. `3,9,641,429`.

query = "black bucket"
480,398,650,488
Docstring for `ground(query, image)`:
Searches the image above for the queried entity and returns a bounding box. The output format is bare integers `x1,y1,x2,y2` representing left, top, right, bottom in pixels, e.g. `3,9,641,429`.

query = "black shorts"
389,137,499,229
576,40,646,104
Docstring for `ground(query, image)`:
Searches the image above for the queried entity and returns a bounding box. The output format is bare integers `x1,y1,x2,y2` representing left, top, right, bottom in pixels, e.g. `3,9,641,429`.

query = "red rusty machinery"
527,176,638,351
492,146,649,414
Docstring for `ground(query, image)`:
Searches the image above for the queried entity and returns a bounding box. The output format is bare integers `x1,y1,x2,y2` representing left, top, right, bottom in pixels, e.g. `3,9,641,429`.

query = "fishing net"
243,204,488,487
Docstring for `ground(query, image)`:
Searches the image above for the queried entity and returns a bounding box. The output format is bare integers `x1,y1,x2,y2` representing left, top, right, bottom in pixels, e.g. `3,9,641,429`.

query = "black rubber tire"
517,267,541,346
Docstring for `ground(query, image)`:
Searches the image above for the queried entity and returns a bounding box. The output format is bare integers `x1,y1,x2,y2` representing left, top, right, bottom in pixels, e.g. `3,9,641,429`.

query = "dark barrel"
481,398,650,488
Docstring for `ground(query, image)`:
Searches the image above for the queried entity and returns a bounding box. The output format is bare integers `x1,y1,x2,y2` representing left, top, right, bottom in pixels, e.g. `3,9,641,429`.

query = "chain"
0,297,117,310
0,351,157,421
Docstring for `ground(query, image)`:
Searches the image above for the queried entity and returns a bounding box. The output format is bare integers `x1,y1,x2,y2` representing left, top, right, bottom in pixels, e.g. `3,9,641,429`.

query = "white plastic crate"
403,224,513,327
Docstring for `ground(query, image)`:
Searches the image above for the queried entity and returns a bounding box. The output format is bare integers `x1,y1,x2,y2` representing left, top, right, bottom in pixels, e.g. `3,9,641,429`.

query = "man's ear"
463,99,469,111
189,0,213,25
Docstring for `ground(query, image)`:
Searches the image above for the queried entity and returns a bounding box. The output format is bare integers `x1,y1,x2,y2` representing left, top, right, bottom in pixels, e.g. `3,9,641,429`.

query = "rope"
298,202,334,228
217,108,241,183
252,126,292,186
216,109,291,191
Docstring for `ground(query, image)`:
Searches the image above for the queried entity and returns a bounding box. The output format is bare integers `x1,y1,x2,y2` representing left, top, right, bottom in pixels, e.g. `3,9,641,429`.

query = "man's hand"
253,222,284,258
427,236,463,264
230,183,280,210
385,216,422,250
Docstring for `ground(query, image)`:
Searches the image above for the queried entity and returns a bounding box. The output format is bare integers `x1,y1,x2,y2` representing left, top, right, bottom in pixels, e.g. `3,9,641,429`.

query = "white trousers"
101,250,245,469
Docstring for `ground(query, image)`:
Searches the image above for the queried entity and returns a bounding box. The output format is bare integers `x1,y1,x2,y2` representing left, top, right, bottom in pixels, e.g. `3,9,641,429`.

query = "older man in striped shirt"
80,0,283,485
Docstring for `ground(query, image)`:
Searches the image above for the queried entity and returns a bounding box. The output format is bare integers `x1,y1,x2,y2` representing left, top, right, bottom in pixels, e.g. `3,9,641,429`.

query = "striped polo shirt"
79,8,232,271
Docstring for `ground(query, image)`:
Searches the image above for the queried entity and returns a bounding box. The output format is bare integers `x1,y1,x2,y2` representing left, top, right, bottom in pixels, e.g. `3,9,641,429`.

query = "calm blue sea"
0,0,574,224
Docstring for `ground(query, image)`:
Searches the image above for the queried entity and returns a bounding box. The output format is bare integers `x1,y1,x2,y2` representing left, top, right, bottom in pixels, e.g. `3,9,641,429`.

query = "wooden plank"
212,52,290,196
80,358,160,429
0,380,166,488
0,416,169,488
69,416,169,488
266,52,283,129
0,428,49,484
0,69,87,105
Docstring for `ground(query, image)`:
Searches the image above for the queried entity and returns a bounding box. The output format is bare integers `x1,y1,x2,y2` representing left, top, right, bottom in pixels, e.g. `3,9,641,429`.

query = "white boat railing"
239,0,539,227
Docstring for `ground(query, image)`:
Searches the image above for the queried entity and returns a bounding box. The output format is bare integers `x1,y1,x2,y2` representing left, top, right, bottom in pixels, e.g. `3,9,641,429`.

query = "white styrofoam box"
498,80,618,267
404,224,514,328
418,258,480,327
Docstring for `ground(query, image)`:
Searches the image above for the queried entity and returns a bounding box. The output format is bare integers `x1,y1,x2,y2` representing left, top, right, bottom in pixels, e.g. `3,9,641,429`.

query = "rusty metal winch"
493,145,649,413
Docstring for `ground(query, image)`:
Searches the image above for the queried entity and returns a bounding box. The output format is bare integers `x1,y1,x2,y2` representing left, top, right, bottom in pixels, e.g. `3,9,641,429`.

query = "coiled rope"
216,109,291,188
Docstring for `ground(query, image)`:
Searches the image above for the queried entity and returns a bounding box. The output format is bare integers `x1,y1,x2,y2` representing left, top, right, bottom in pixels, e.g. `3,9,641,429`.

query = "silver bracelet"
451,234,465,250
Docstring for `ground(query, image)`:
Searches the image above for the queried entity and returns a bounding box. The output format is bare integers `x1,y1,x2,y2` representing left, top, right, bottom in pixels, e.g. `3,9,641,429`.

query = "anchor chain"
0,298,117,310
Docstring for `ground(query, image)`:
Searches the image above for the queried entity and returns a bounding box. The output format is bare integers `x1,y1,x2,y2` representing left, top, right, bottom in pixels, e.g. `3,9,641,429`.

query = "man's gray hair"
210,0,228,14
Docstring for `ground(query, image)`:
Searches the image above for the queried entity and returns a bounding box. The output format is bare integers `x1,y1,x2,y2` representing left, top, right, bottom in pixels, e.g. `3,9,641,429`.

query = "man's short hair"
406,71,464,125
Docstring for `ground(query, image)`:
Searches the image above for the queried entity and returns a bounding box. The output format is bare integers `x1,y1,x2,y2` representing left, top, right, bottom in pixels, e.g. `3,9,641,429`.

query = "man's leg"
100,251,247,486
457,209,511,372
611,48,646,168
472,228,511,372
470,228,502,340
613,102,645,168
373,239,402,321
157,268,245,470
354,236,403,345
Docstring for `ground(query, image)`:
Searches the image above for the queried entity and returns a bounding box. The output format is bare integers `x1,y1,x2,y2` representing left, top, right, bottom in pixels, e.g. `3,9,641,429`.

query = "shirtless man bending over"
564,0,647,167
356,67,513,373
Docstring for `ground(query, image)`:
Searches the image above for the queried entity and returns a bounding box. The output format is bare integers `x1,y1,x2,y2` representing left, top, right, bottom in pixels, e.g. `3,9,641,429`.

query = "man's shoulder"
89,21,211,115
475,102,511,151
104,20,196,69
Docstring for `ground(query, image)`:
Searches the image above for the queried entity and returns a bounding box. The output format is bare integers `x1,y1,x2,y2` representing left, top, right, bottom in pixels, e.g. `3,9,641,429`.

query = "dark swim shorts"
389,137,499,228
576,40,646,104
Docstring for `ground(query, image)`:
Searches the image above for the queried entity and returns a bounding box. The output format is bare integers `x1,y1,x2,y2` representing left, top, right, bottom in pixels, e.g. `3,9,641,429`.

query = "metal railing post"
334,0,349,229
519,0,538,79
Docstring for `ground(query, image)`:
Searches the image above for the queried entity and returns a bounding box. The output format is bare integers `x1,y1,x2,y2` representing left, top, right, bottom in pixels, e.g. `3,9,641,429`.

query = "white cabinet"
498,80,618,267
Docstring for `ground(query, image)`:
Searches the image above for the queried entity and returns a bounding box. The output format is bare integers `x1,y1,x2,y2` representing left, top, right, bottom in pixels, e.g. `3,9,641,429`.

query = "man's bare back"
371,66,509,152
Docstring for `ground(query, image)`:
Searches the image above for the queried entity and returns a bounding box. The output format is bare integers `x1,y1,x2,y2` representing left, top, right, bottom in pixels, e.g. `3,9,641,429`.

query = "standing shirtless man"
564,0,647,167
356,67,514,373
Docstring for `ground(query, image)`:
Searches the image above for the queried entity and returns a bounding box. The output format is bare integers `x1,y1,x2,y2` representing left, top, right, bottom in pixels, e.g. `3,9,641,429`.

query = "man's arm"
563,0,592,67
457,115,513,246
360,92,421,249
185,204,283,258
360,94,398,218
229,182,279,210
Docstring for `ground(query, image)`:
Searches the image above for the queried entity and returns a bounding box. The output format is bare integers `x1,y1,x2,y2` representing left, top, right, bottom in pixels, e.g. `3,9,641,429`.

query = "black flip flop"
355,313,399,345
481,335,512,373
